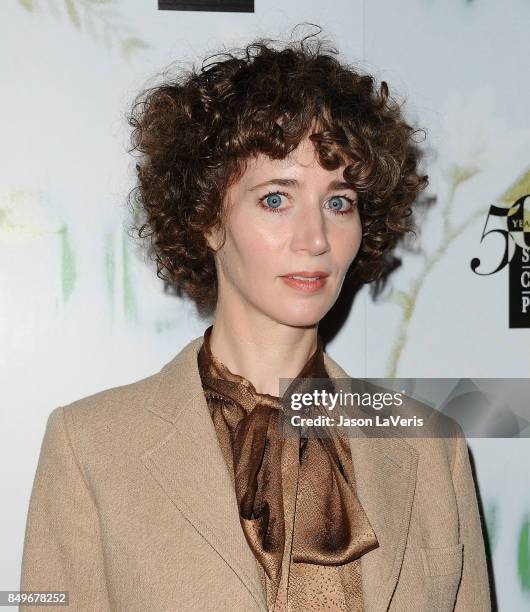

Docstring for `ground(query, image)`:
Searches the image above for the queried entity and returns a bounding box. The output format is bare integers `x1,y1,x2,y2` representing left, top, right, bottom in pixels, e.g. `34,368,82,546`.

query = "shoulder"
398,405,465,480
323,351,464,472
39,371,162,465
45,334,205,459
60,369,161,429
354,381,465,478
58,333,204,427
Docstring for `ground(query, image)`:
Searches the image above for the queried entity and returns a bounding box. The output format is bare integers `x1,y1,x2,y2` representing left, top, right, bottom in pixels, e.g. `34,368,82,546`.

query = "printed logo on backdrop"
158,0,254,12
471,194,530,328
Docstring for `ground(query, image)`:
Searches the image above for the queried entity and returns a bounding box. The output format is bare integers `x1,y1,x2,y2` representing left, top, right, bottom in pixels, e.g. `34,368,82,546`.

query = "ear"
204,224,223,253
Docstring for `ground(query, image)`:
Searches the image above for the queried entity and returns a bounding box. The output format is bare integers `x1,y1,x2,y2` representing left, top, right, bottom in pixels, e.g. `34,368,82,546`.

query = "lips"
280,273,329,293
281,271,330,280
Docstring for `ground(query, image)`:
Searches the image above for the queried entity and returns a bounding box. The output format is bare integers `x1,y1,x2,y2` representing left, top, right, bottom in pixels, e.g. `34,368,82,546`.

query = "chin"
269,302,330,329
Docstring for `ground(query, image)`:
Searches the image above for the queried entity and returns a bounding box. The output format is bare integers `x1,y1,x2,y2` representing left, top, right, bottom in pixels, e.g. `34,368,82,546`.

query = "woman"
20,29,491,611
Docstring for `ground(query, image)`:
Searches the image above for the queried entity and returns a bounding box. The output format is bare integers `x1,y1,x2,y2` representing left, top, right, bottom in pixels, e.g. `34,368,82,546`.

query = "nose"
290,203,330,256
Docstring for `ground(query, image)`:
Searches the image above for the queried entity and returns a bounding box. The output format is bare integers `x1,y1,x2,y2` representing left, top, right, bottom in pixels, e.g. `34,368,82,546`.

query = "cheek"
233,215,283,261
226,216,285,273
330,221,363,268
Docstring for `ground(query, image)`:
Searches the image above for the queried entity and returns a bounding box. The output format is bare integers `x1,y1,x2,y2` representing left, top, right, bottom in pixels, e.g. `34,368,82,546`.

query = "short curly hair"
126,25,428,318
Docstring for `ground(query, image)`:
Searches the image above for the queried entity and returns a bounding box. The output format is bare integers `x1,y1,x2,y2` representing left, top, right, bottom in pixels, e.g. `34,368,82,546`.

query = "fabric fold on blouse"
197,325,379,611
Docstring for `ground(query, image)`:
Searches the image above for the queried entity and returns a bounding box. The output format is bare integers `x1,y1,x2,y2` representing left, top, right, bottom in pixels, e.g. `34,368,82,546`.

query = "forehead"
237,136,346,185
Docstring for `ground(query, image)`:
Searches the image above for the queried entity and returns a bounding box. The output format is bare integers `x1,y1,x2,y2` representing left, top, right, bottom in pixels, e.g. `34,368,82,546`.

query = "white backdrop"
1,1,529,609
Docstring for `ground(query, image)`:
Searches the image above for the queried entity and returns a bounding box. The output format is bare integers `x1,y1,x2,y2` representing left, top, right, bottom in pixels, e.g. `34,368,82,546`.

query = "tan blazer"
20,334,491,611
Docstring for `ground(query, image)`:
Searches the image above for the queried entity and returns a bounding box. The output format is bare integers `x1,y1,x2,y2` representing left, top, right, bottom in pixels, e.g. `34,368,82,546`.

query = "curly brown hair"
126,25,428,318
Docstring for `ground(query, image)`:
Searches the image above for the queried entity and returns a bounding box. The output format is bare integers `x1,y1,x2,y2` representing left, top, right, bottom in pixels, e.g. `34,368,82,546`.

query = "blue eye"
264,193,283,208
328,196,349,212
257,191,288,214
257,191,355,216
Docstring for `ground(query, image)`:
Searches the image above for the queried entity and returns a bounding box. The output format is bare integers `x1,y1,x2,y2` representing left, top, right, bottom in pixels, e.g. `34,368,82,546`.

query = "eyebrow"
247,178,356,192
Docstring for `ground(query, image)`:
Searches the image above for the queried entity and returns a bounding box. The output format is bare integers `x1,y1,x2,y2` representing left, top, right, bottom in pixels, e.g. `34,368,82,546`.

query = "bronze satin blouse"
197,325,379,611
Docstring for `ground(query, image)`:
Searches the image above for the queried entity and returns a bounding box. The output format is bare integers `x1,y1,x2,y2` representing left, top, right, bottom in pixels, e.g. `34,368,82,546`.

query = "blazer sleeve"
452,427,492,612
20,406,112,611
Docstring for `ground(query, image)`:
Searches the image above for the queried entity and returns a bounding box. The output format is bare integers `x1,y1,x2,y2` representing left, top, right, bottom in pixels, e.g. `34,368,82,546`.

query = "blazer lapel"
323,355,419,612
142,334,418,612
141,335,268,612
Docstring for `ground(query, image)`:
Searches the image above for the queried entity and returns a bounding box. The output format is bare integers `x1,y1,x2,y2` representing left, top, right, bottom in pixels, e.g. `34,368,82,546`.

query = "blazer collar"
142,335,418,612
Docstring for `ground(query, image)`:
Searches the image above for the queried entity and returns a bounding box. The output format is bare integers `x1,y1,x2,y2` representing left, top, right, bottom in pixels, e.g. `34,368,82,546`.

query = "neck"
207,310,320,397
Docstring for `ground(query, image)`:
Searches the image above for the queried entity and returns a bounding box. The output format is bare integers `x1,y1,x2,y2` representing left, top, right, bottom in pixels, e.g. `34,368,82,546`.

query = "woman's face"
206,135,363,328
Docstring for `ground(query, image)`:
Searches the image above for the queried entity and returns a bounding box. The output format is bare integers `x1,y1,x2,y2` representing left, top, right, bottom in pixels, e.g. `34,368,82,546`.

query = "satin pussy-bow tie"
197,325,379,589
